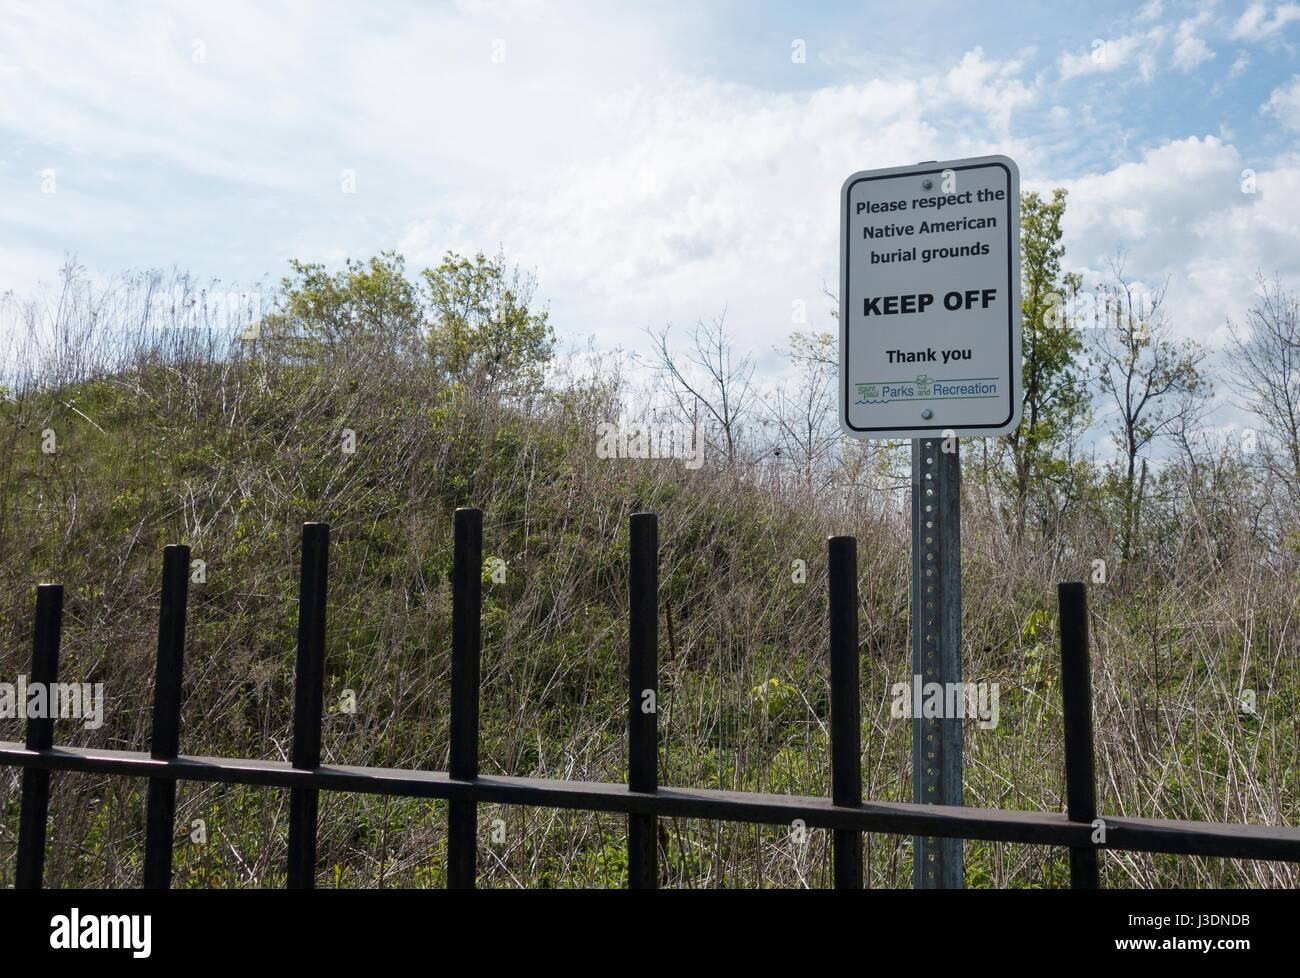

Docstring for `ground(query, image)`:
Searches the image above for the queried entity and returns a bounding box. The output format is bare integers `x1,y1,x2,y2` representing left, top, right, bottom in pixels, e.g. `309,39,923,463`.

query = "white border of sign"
839,154,1022,440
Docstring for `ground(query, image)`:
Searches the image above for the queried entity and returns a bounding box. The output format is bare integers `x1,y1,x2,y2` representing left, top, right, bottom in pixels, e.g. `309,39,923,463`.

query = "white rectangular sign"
839,155,1021,440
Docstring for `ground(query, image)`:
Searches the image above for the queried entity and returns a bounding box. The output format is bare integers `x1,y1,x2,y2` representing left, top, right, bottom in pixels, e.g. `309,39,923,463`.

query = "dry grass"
0,270,1295,888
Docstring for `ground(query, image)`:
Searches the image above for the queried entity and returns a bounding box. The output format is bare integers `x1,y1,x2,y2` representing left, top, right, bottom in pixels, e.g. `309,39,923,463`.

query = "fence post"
287,522,329,889
1058,581,1100,889
627,512,658,888
144,545,191,889
16,584,64,889
448,507,483,889
829,535,863,888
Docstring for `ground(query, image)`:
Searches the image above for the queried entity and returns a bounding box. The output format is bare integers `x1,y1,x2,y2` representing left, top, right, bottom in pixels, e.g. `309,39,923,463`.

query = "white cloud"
2,0,1299,379
1060,137,1241,257
928,48,1038,131
1230,2,1300,41
398,74,1017,349
1172,35,1214,71
0,1,694,196
1137,0,1164,22
1264,75,1300,130
1060,30,1164,81
1061,35,1142,79
1057,137,1300,348
1172,15,1216,72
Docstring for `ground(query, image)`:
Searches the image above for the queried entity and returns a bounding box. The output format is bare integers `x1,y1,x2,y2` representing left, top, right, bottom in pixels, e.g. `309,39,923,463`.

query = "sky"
2,0,1300,398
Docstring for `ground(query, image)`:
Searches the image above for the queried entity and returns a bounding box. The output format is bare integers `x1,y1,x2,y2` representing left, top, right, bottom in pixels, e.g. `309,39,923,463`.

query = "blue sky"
3,0,1300,392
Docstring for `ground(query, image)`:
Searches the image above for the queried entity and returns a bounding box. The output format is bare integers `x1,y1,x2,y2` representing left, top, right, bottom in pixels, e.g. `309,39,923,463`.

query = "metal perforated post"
911,437,963,888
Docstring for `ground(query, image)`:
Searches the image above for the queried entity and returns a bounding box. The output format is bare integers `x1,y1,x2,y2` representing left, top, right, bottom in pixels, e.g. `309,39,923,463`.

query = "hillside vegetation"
0,247,1296,888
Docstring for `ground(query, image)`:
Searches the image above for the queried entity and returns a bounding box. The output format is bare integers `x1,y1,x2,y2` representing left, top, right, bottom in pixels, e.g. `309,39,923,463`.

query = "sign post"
839,155,1021,888
910,434,962,887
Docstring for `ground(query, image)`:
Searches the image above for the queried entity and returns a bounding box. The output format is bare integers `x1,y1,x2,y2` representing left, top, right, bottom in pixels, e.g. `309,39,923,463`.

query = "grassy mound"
0,314,1295,888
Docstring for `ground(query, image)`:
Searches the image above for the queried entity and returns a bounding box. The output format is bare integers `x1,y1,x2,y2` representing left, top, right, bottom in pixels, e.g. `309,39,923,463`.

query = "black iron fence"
2,509,1298,889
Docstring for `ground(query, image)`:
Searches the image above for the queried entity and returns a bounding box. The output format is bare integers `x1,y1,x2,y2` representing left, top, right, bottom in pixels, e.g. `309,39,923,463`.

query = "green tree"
1003,189,1089,538
258,250,553,391
422,250,553,392
262,252,424,353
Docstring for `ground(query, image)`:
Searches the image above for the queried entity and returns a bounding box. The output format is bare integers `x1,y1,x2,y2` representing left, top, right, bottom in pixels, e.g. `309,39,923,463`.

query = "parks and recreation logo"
855,376,999,405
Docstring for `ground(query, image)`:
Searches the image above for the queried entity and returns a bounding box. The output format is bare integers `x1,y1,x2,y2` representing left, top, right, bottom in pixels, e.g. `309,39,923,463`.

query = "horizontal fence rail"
3,509,1299,889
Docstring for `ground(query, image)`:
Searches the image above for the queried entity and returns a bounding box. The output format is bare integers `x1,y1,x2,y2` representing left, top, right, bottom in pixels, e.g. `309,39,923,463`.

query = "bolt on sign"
838,155,1022,440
